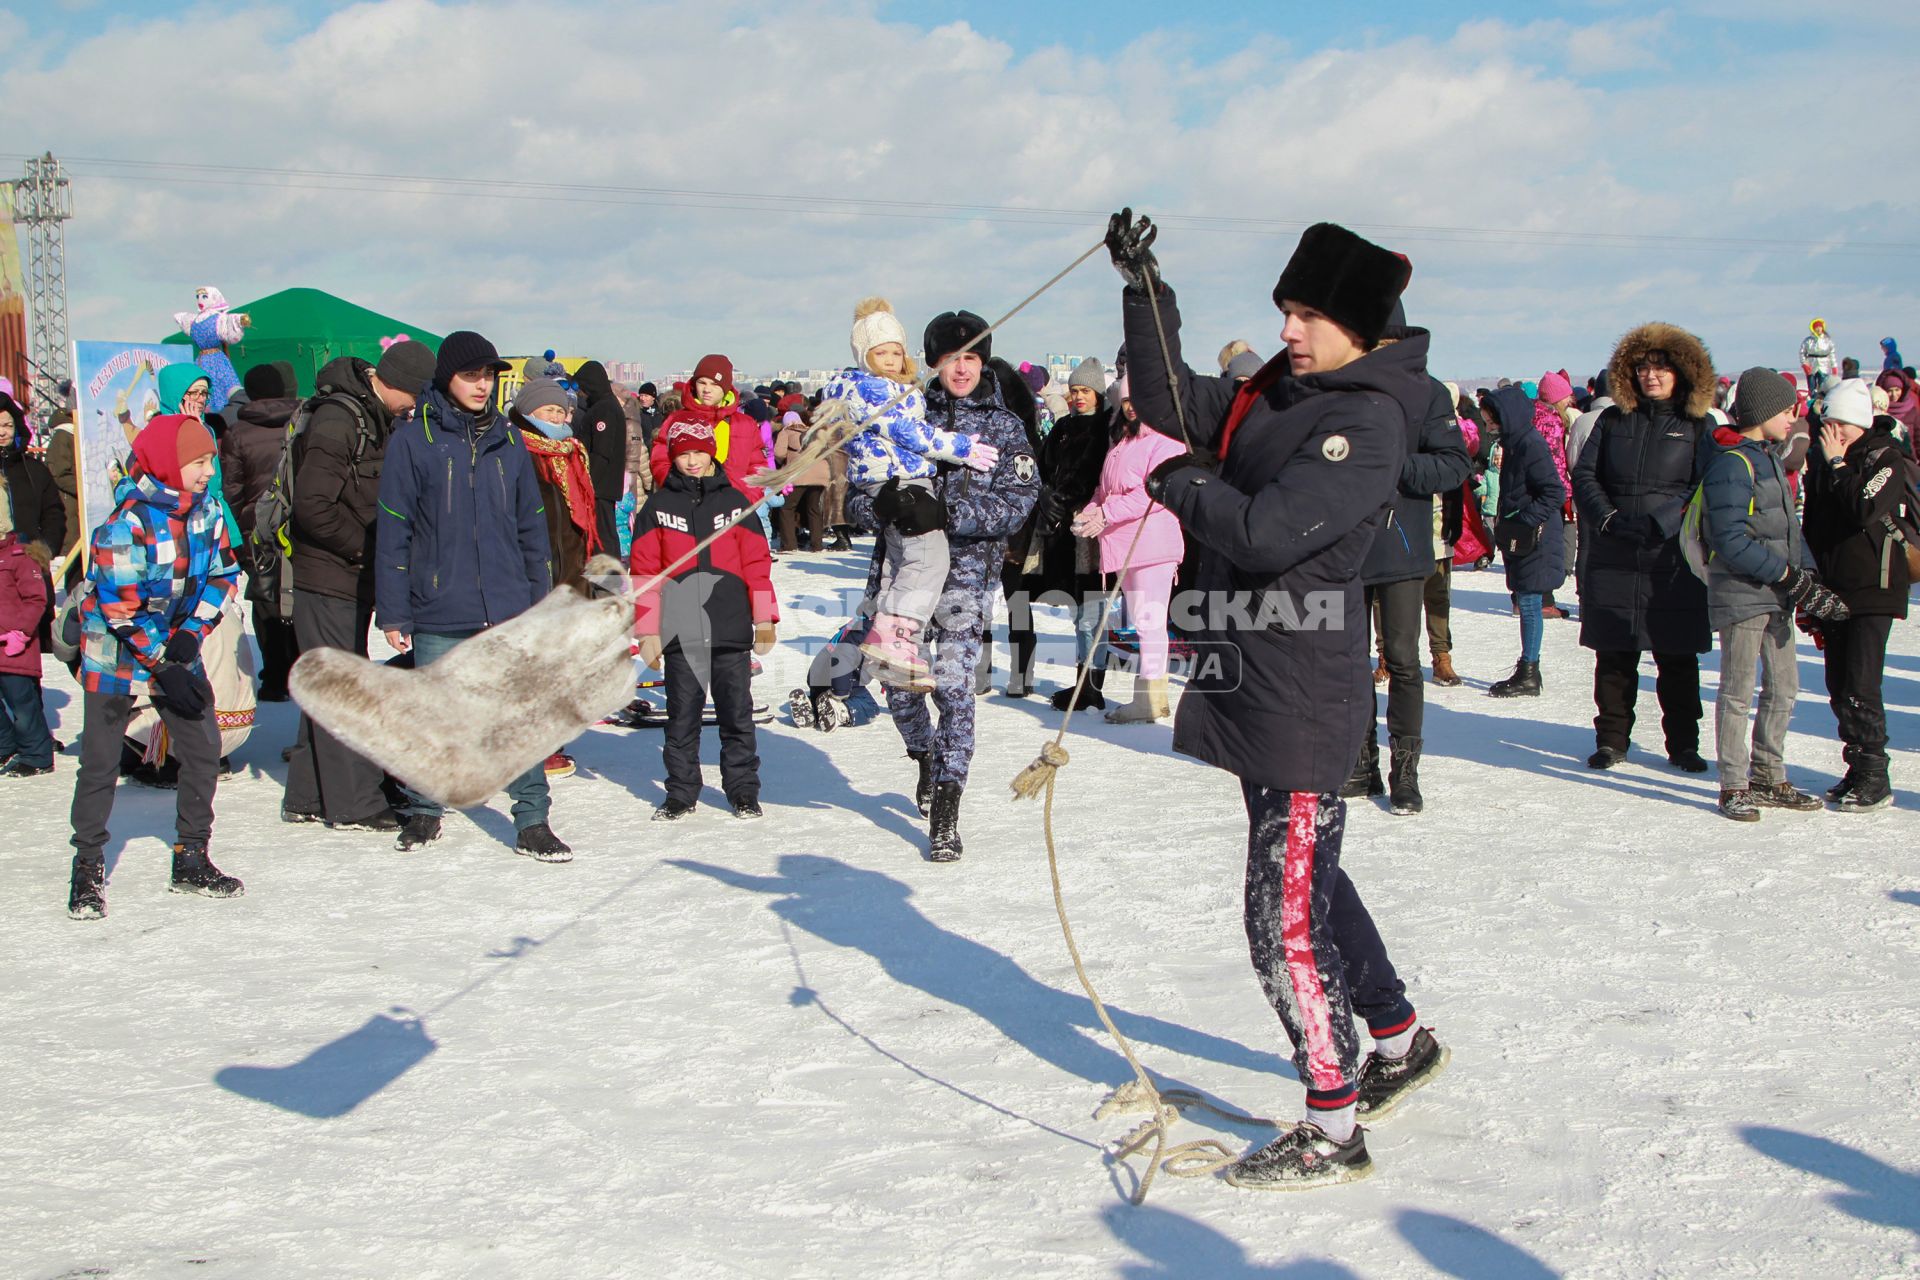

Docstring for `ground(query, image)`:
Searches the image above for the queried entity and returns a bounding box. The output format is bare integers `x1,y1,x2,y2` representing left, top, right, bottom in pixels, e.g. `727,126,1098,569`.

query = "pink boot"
860,613,935,692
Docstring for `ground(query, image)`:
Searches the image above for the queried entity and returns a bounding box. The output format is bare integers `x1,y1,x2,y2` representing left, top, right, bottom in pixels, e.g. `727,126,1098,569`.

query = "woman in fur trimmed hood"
1570,321,1717,773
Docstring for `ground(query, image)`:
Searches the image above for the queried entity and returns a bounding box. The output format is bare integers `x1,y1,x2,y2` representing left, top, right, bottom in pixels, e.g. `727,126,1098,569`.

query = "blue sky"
6,1,1917,381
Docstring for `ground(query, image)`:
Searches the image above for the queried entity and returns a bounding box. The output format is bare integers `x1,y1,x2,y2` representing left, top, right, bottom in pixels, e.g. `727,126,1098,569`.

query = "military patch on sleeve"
1012,453,1038,484
1321,434,1350,462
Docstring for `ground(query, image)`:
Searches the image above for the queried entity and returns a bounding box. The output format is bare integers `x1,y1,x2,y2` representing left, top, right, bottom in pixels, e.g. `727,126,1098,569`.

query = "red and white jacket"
630,468,778,653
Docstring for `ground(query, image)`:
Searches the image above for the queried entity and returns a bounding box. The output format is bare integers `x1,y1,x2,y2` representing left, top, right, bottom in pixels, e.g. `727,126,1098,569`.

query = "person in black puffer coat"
1486,384,1565,698
1019,357,1110,707
1571,321,1716,772
1801,377,1912,810
220,361,303,699
0,392,64,570
1117,214,1446,1190
571,360,629,555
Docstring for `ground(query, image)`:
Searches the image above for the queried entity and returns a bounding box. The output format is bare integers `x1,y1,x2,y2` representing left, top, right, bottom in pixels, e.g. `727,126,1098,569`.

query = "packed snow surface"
3,549,1916,1278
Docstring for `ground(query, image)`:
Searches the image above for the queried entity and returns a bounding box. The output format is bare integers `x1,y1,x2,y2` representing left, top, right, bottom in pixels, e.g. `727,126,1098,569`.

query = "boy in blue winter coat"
822,298,998,690
1703,367,1848,821
66,413,243,920
374,331,571,862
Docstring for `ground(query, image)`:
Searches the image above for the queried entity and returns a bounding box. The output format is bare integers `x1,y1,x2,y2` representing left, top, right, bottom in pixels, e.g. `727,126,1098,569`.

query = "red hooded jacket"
630,467,778,653
647,389,766,503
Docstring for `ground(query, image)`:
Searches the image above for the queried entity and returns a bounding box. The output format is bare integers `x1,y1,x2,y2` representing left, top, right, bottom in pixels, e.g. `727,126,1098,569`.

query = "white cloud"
4,0,1917,382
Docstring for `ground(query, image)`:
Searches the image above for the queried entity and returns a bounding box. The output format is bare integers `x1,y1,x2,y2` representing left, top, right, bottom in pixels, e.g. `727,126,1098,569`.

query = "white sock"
1306,1103,1357,1143
1374,1026,1417,1061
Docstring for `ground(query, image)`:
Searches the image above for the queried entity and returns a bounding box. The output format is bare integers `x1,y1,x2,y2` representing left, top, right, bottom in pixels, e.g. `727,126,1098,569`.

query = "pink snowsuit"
1085,426,1186,678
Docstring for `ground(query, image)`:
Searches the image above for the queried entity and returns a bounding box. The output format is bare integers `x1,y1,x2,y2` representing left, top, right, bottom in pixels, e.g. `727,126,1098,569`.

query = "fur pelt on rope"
289,556,638,809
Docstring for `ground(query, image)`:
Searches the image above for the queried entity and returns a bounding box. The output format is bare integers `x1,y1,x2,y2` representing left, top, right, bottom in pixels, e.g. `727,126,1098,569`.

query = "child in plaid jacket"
65,414,244,920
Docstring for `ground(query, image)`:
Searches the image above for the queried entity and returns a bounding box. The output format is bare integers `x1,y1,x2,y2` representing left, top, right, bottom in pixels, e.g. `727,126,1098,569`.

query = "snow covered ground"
3,547,1917,1279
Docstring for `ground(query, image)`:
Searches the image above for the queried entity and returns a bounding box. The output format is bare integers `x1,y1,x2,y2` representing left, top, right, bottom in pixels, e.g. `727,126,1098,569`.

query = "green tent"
162,287,440,396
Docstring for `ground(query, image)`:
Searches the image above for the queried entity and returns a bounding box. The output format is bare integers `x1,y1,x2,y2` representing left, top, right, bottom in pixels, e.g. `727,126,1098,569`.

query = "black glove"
1781,566,1851,621
871,477,906,525
163,629,201,665
1144,448,1218,502
1105,208,1161,293
152,663,211,719
890,484,949,537
1605,511,1659,544
1033,487,1066,533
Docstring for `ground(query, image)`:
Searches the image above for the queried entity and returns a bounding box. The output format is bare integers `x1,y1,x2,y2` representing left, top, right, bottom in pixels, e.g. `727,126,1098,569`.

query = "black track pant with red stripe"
1242,783,1416,1114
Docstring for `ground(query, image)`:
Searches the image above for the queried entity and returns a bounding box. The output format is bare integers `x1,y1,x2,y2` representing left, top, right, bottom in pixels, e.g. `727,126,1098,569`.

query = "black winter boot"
515,823,574,862
1487,659,1541,698
68,850,106,920
909,750,934,816
169,842,243,898
1049,664,1106,712
1827,744,1863,802
1340,731,1384,799
1388,738,1423,816
927,782,964,863
1836,750,1892,811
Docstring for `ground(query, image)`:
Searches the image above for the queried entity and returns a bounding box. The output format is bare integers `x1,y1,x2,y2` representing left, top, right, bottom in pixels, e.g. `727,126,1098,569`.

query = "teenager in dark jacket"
220,362,303,700
1487,384,1566,698
1350,312,1471,813
1116,214,1445,1189
374,331,569,861
572,360,629,555
1802,377,1911,809
848,314,1040,861
632,418,777,821
1571,322,1715,772
1705,369,1846,821
0,394,64,569
282,343,431,831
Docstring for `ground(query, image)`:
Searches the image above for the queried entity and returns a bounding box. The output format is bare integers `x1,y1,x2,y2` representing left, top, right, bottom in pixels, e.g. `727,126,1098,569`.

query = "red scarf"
1217,355,1290,460
522,432,600,555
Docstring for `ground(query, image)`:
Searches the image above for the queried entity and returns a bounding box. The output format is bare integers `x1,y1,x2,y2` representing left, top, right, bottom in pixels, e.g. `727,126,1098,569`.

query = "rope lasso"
1011,263,1277,1203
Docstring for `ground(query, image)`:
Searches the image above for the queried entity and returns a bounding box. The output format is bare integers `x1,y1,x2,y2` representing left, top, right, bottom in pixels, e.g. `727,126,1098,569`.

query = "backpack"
1680,448,1754,584
245,390,376,622
1866,443,1920,582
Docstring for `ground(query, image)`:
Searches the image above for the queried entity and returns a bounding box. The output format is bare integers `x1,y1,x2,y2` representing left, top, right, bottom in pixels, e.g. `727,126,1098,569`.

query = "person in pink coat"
1073,382,1186,722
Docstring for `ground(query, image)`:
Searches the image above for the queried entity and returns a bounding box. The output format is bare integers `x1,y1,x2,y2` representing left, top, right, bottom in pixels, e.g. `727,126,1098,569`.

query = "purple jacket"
1087,426,1187,572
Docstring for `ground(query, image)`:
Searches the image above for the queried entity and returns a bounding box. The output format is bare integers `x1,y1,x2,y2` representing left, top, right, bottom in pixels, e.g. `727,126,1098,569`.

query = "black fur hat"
1271,223,1413,346
923,310,991,365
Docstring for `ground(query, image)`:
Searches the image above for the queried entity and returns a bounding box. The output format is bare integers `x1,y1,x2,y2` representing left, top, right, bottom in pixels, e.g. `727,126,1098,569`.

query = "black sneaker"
515,823,574,862
730,799,764,821
68,854,106,921
1356,1027,1450,1120
325,808,403,832
1667,748,1709,774
281,807,324,824
395,814,442,851
653,799,696,823
1224,1122,1373,1191
1587,746,1627,770
1747,781,1821,812
1718,790,1762,823
0,758,53,777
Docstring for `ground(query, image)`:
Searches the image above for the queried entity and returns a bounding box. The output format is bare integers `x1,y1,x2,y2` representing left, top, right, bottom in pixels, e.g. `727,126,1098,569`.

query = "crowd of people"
0,216,1911,1191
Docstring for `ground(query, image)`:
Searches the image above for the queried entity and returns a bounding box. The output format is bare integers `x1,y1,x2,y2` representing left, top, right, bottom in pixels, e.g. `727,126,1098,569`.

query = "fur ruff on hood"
1606,321,1715,418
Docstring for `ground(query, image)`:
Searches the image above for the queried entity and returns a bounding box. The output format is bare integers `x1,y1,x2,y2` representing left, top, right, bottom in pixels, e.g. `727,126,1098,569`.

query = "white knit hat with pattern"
850,297,909,370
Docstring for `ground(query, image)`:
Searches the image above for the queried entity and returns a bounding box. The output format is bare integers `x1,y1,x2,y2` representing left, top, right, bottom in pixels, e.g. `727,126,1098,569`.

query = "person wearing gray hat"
374,339,435,399
1066,357,1106,393
1226,350,1265,383
1702,367,1847,822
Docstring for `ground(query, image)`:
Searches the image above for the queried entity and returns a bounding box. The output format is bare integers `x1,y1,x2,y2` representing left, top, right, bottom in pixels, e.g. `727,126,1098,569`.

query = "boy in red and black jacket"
632,418,778,821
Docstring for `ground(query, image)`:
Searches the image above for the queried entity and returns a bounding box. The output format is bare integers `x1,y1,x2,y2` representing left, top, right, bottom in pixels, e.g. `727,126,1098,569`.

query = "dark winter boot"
1836,751,1892,811
927,782,964,863
1666,745,1709,774
515,823,574,862
1049,665,1107,712
169,842,243,898
1587,745,1627,770
908,750,934,817
1827,744,1863,803
1340,731,1384,799
1487,659,1541,698
1388,738,1423,816
787,687,817,729
68,850,106,921
395,814,443,851
1224,1122,1373,1190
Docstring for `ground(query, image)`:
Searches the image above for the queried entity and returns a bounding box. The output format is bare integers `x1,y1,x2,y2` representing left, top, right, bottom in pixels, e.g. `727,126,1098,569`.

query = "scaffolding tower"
10,152,74,411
